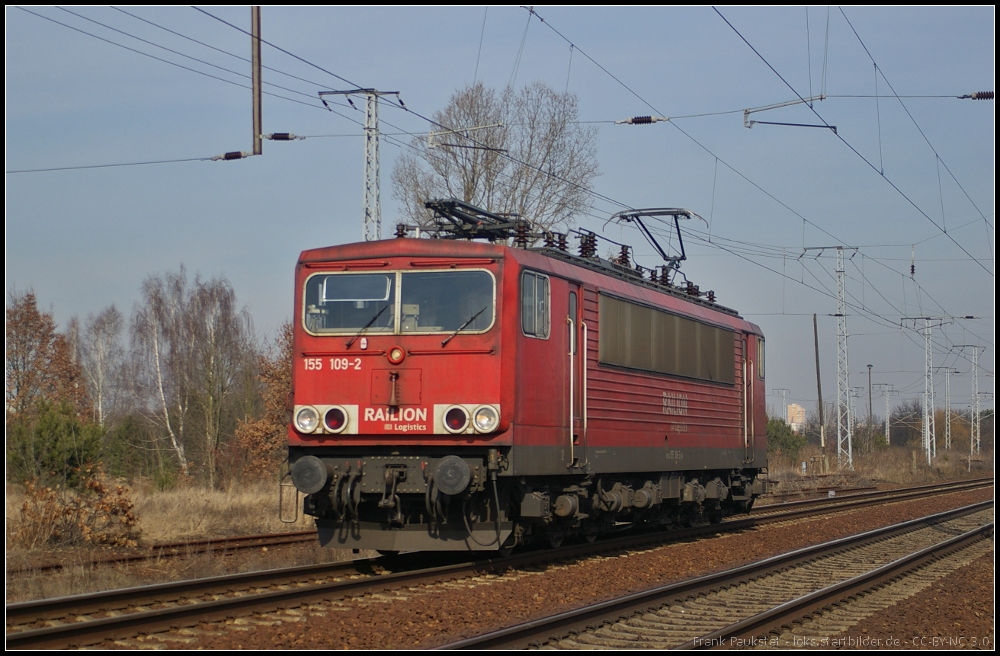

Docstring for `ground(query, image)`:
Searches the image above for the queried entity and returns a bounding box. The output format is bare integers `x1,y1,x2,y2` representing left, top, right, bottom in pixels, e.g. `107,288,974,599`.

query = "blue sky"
6,6,994,424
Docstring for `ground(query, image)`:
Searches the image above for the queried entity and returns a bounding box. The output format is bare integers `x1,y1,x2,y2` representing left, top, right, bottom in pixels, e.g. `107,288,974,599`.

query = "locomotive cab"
288,239,517,551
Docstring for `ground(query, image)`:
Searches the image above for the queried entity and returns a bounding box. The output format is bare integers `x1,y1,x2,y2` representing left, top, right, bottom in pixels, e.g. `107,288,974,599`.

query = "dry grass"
765,443,994,493
130,480,315,543
5,479,363,603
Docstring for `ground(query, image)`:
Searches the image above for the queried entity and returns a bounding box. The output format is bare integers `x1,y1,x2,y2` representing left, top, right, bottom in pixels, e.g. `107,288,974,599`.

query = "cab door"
565,282,586,468
742,333,765,464
741,335,753,463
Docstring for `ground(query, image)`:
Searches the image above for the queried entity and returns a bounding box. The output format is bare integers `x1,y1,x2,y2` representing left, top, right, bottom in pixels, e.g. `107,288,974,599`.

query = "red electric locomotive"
286,200,767,552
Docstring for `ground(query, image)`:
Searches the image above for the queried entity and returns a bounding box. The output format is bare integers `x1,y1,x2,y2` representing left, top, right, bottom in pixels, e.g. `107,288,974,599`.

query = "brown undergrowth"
8,471,140,551
4,479,359,603
765,443,994,493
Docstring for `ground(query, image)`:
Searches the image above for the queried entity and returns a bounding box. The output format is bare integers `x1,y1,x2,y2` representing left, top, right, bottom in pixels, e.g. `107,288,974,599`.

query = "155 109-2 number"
302,357,362,371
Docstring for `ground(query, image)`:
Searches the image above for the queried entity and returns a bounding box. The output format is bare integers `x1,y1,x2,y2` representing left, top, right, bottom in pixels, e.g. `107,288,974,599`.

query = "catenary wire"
713,6,992,277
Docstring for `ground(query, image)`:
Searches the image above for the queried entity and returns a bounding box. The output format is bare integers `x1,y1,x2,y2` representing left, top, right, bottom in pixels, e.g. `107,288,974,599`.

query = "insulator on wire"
579,232,597,258
543,232,556,248
707,290,716,303
615,115,668,125
959,91,994,100
557,233,568,251
265,133,302,141
212,151,251,161
395,223,408,238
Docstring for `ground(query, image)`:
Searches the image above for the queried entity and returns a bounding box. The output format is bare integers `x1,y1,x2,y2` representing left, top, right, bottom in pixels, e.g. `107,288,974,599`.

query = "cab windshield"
304,270,494,335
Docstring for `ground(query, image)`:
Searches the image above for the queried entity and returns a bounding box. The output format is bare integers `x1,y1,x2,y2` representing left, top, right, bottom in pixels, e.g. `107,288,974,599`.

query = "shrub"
11,470,141,549
767,417,808,462
7,401,102,488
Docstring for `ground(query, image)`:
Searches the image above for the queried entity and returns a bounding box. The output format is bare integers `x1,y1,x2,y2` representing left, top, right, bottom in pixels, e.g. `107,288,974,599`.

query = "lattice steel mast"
903,316,952,465
954,346,983,455
319,89,399,241
836,248,852,470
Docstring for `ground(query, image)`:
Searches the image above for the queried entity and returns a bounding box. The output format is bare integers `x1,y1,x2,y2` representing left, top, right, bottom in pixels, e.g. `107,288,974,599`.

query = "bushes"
7,402,102,488
10,471,141,550
767,417,808,462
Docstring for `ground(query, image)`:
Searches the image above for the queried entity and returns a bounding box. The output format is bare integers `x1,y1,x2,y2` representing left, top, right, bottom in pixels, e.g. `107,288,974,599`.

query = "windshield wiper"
346,304,389,349
441,306,488,347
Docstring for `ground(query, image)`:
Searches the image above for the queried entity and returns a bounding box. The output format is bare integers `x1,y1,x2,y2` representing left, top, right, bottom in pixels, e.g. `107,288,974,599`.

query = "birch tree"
131,270,193,476
130,268,254,485
77,306,125,428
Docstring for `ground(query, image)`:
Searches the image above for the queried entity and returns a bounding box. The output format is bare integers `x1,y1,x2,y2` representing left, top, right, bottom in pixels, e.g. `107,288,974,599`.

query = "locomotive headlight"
294,406,320,433
324,407,348,433
444,406,470,433
473,406,499,433
387,346,405,364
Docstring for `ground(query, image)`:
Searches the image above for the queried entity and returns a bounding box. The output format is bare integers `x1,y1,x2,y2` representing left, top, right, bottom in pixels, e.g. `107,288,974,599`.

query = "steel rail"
434,500,993,649
680,521,995,649
8,530,319,574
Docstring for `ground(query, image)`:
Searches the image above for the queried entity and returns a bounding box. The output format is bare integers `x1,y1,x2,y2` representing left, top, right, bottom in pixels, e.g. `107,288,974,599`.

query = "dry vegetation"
8,446,990,603
765,443,994,493
4,479,368,603
129,480,314,543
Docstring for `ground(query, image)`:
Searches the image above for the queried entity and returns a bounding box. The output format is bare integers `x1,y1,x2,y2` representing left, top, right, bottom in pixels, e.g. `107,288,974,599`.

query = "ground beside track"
818,551,994,651
122,486,992,650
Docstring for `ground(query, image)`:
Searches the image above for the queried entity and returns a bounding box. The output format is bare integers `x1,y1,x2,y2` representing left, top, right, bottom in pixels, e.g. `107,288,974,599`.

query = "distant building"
788,403,806,433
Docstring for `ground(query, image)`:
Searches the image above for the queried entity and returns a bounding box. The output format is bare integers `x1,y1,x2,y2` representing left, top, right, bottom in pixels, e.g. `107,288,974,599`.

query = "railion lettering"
364,407,428,423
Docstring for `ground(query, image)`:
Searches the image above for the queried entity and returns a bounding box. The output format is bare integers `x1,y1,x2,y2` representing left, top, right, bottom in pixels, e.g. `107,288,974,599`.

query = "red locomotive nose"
324,407,347,432
445,407,468,432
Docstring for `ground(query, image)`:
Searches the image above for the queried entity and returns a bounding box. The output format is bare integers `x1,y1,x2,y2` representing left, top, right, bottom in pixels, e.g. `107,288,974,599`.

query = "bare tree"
131,269,193,476
130,268,255,485
77,306,125,428
187,278,253,488
392,82,599,232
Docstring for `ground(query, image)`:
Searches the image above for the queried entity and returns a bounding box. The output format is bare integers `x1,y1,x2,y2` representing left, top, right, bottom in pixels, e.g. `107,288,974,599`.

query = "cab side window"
521,271,550,339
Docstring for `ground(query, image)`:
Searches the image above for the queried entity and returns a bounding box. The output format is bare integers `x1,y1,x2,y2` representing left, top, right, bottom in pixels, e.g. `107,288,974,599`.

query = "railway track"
435,501,993,649
9,477,988,576
7,530,319,575
6,478,991,649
